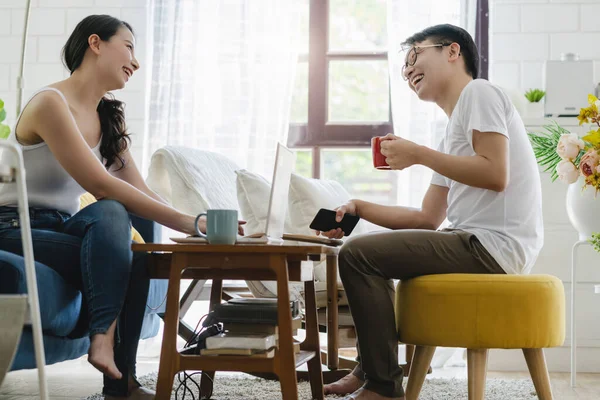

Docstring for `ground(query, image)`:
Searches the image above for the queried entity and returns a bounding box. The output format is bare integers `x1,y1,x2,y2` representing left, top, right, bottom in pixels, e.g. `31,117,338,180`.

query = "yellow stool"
395,274,565,400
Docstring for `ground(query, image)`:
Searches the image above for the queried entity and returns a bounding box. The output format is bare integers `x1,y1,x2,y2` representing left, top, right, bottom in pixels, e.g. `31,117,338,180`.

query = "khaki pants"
340,228,505,398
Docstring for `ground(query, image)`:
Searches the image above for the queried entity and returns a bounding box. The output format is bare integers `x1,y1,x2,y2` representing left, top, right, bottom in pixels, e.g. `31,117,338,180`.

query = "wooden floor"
485,371,600,400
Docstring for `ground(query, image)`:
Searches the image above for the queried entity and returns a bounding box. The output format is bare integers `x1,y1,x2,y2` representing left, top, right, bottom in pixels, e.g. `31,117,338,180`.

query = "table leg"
326,255,339,370
273,255,299,400
200,279,223,399
156,253,186,399
303,279,324,400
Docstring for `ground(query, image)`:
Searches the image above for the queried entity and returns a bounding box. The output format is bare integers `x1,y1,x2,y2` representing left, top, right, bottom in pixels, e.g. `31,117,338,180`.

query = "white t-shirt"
431,79,543,275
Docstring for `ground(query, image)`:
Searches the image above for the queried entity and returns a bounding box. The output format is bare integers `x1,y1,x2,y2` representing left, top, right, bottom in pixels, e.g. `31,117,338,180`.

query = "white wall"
489,0,600,373
490,0,600,92
0,0,149,167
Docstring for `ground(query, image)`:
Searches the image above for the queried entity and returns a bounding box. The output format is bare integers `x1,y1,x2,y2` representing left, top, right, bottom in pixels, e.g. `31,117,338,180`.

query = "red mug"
371,136,390,169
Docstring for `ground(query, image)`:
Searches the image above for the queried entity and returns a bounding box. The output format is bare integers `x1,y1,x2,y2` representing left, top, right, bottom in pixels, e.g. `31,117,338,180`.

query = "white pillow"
235,169,294,235
288,173,369,237
147,146,241,215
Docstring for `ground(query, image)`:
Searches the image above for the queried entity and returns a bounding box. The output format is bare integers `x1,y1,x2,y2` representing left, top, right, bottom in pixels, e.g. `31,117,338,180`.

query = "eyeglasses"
400,43,451,81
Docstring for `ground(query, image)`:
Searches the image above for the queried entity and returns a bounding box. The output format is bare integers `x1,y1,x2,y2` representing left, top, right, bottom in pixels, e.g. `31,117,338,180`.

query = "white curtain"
387,0,466,208
387,0,474,368
144,0,301,179
461,0,478,39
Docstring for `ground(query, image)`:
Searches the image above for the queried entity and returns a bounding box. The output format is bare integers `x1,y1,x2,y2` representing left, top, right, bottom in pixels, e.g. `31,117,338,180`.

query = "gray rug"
84,372,538,399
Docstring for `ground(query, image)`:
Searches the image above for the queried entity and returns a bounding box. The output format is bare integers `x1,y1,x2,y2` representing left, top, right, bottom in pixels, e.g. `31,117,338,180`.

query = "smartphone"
309,208,360,236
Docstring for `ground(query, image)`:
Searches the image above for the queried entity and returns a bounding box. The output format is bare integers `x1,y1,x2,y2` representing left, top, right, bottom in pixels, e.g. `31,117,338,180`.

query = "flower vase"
566,178,600,240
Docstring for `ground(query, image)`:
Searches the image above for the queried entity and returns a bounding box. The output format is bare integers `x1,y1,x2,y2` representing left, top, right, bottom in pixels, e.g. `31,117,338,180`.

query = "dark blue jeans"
0,200,150,396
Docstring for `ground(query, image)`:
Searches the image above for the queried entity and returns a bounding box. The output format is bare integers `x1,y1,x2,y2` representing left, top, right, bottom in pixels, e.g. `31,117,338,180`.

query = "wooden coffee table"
133,242,338,400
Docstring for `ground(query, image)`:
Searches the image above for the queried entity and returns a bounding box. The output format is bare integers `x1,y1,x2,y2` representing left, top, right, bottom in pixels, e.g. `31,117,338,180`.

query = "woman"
0,15,242,399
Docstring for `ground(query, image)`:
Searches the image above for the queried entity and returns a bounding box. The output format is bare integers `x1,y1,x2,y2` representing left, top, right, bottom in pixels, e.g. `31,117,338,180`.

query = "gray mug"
195,209,238,245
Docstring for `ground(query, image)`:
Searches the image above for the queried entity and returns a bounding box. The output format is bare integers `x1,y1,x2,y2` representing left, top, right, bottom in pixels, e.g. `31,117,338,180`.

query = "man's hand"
316,201,358,239
379,133,422,170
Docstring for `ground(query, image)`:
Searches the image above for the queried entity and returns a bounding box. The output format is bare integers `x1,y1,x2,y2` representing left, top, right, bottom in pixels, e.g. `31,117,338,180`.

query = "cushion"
395,274,566,349
146,146,241,215
288,173,369,237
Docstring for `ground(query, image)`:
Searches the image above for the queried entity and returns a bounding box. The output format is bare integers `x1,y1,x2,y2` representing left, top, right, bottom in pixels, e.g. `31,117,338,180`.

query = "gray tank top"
0,87,103,216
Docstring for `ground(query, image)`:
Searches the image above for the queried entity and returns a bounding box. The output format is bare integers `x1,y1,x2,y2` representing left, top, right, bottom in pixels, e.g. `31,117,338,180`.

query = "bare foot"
88,320,122,380
343,387,404,400
324,372,364,395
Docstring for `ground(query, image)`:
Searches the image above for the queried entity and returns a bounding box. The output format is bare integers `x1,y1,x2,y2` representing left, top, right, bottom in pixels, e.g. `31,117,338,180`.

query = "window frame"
287,0,393,177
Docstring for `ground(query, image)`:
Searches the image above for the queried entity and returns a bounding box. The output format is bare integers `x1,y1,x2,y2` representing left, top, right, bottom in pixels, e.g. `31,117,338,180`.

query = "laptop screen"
264,143,295,239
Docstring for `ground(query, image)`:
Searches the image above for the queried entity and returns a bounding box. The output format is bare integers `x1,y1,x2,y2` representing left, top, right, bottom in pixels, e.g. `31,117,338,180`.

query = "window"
291,0,463,209
290,0,394,206
289,0,390,151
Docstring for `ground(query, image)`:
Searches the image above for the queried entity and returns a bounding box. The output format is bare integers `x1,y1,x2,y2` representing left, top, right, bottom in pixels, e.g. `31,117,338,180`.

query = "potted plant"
0,99,10,139
528,94,600,245
524,89,546,119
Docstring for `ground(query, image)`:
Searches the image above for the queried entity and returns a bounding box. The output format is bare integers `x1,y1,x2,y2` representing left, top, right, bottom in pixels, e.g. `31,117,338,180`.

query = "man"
318,24,543,400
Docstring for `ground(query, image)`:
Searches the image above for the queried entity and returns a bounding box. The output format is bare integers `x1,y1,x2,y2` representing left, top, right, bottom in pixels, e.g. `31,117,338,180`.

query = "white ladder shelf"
0,141,48,400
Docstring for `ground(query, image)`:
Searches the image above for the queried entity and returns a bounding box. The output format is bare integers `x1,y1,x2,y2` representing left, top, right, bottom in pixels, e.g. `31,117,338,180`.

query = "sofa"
1,215,167,371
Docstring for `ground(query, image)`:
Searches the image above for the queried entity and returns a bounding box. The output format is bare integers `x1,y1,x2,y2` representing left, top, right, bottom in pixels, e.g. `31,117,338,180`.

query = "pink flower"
556,160,579,184
579,149,600,177
556,133,585,160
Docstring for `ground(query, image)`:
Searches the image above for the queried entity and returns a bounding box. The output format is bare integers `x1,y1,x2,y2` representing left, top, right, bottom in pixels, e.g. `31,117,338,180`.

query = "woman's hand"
237,220,246,235
195,214,207,235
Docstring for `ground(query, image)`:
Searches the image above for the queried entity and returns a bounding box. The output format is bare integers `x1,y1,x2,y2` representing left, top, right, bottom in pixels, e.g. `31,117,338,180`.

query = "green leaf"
527,122,570,180
589,232,600,254
539,156,559,165
0,124,10,139
0,98,4,110
525,89,546,103
0,108,5,123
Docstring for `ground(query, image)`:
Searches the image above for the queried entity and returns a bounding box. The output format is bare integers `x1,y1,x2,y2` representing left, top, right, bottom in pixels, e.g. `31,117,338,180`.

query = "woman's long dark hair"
61,15,133,171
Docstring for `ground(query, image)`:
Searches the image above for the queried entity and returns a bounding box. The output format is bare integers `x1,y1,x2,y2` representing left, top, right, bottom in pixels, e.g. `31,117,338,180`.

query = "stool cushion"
395,274,565,349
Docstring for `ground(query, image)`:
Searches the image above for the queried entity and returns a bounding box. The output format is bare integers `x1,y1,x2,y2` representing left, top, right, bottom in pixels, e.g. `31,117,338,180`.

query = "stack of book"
200,298,302,358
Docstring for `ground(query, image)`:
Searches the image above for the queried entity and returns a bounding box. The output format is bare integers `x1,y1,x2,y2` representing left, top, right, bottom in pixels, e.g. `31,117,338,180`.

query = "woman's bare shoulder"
27,89,67,110
17,88,71,145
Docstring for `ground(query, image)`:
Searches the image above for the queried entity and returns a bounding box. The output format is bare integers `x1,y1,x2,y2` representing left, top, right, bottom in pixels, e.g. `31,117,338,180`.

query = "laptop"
235,142,294,244
172,143,342,246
